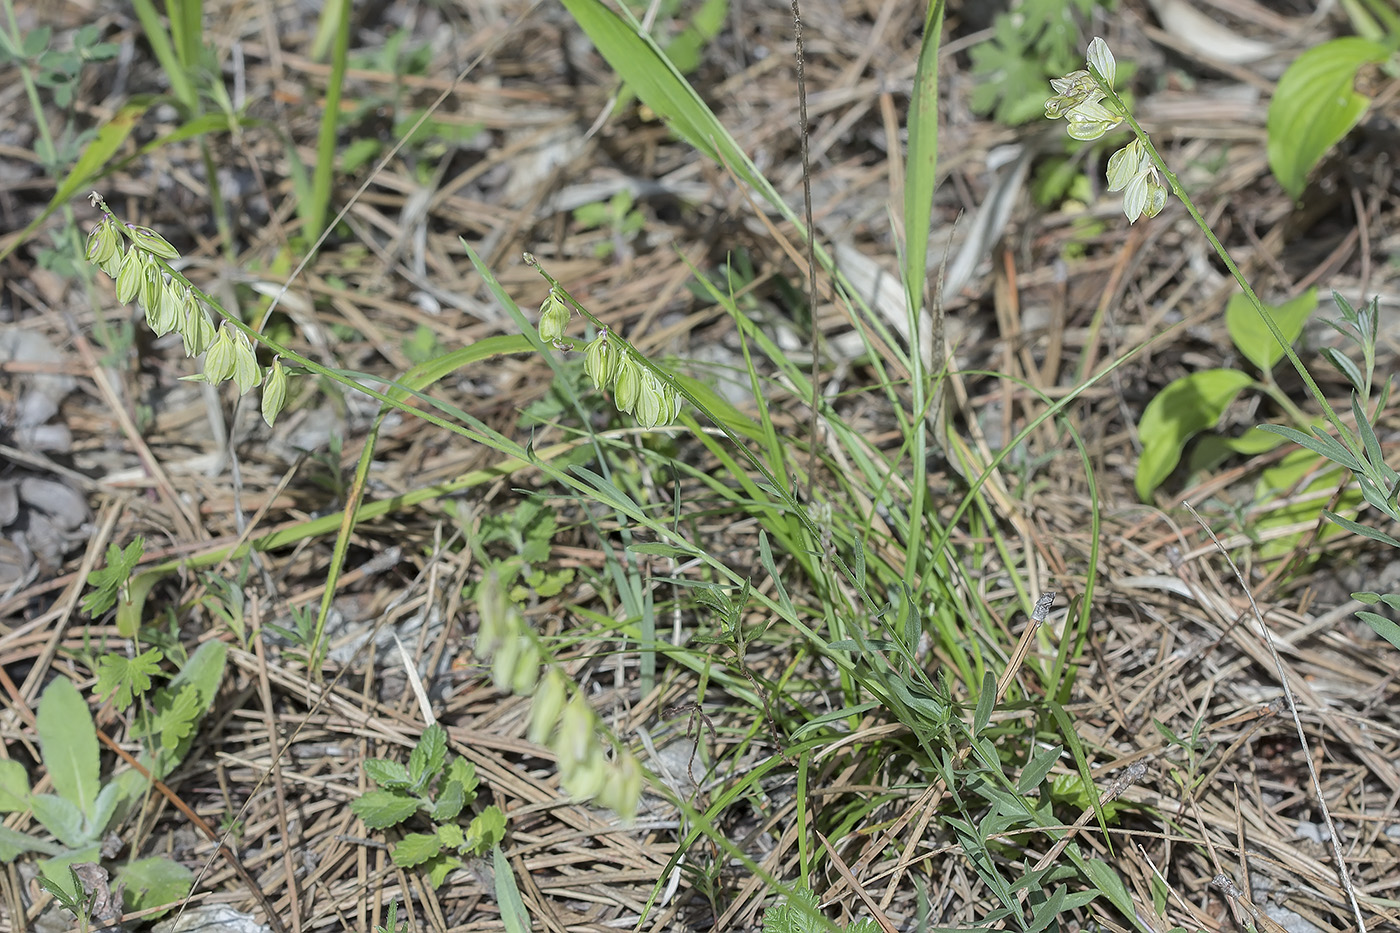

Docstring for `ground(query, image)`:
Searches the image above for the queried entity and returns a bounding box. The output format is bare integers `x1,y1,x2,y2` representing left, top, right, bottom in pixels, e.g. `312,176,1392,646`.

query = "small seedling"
351,724,506,888
0,676,199,916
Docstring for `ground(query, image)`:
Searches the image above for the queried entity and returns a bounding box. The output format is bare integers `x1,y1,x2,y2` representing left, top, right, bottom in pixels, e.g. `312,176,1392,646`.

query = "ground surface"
1,1,1399,932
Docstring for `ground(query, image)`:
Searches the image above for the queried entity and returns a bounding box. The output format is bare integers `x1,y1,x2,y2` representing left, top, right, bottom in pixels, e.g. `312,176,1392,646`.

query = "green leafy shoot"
81,537,145,618
352,724,506,888
94,647,164,710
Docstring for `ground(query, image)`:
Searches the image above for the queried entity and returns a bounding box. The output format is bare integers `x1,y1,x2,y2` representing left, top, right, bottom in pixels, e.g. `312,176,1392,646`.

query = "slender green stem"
1090,67,1362,464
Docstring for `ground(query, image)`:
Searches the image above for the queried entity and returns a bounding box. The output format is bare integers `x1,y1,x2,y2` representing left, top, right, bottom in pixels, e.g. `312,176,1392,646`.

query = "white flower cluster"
1044,39,1168,223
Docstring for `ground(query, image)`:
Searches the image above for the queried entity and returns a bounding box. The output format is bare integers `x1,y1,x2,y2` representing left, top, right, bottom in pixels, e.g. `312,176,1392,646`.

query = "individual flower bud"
476,571,509,659
584,331,618,390
1085,37,1115,87
86,218,121,271
510,639,541,695
148,279,183,337
527,670,567,745
490,634,523,693
181,292,214,357
230,328,262,394
139,260,163,315
664,384,682,422
561,746,608,800
262,357,289,427
595,750,643,821
633,370,665,429
1106,140,1148,193
556,693,596,767
114,246,143,304
203,324,236,384
613,355,641,413
127,224,180,260
1064,100,1121,141
1044,70,1097,119
537,291,570,345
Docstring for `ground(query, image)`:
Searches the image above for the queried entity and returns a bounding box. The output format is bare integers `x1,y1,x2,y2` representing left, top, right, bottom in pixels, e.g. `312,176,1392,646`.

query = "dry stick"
791,0,822,500
1183,502,1367,933
92,730,290,933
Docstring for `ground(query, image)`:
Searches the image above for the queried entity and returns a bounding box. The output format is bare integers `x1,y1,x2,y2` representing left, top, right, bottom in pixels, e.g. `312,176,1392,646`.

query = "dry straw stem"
1185,503,1367,933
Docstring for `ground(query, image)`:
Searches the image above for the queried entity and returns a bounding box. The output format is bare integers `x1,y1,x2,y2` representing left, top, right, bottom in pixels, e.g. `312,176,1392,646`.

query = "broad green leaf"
390,831,443,867
119,856,193,916
37,844,101,901
493,844,533,933
0,760,30,812
463,805,506,855
1225,287,1317,373
1268,38,1389,200
351,789,420,829
29,793,87,848
37,677,99,819
430,779,465,823
364,759,412,789
1136,369,1255,500
426,852,464,889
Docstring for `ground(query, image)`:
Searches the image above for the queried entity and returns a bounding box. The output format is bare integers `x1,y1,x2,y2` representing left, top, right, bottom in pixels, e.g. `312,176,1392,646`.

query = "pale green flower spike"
1048,38,1172,223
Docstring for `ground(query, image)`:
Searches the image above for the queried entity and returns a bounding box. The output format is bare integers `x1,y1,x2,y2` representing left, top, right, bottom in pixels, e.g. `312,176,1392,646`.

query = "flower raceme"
85,195,292,427
536,287,682,430
1045,38,1169,224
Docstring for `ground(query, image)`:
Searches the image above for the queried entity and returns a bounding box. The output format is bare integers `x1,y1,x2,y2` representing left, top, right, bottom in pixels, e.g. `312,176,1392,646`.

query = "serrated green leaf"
410,724,447,791
430,779,465,823
426,852,464,889
436,822,465,849
364,759,412,789
1136,369,1255,500
0,759,30,812
37,677,99,819
390,831,443,867
1268,38,1388,200
94,647,163,709
351,790,421,830
444,757,477,797
1225,287,1316,373
463,805,506,856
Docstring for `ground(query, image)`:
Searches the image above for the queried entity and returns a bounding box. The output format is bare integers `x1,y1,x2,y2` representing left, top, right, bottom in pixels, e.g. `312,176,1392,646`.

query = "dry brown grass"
0,0,1398,931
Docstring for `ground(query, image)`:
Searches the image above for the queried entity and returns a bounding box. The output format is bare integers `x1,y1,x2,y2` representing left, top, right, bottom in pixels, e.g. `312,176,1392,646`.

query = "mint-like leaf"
462,805,506,856
351,790,420,830
429,779,465,823
390,831,443,867
364,759,412,790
